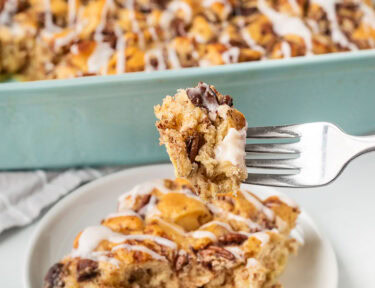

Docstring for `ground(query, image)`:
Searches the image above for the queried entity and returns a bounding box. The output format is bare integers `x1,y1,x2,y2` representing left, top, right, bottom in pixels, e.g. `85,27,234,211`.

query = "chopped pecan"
218,233,248,245
198,245,235,269
76,259,99,282
174,253,189,272
186,132,205,162
150,57,159,69
171,18,187,37
186,82,219,111
44,263,65,288
221,95,233,107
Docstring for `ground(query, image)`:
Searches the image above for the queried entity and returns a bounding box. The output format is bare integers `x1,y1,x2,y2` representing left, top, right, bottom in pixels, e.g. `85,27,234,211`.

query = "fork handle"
351,134,375,156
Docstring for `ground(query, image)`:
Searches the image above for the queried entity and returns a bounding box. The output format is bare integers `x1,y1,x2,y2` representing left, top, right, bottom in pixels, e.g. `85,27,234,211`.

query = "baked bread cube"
155,82,248,199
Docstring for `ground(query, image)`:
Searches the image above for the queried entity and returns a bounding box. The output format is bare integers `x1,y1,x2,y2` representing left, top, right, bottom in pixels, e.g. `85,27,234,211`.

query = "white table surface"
1,152,375,287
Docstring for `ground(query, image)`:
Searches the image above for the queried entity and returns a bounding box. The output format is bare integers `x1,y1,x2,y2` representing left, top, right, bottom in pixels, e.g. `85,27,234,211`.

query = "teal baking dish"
1,50,375,170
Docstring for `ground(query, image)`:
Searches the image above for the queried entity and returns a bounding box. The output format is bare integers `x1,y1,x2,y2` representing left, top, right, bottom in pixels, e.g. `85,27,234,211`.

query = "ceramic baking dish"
1,50,375,169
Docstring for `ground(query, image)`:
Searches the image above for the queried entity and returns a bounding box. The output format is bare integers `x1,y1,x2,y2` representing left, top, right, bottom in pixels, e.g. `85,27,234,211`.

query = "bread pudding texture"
43,179,300,288
2,0,375,80
155,82,247,199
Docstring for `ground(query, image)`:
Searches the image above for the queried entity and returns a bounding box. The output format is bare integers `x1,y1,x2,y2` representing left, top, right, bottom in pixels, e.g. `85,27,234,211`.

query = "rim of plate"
24,163,338,288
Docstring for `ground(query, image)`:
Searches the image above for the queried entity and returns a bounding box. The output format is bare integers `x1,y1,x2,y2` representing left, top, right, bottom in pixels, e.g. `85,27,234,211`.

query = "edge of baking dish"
1,49,375,169
1,49,375,91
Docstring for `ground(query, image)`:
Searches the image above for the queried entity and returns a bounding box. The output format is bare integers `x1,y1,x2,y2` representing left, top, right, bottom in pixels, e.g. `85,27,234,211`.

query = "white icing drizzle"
160,10,174,30
105,209,141,220
144,47,167,71
241,190,275,220
215,125,247,170
287,0,300,14
222,47,240,64
138,195,160,217
200,220,234,232
226,212,261,230
0,0,18,24
53,19,86,50
149,27,159,41
54,31,76,50
251,232,270,246
290,224,304,245
168,1,192,23
307,19,320,34
118,179,170,209
112,243,166,260
258,0,313,55
43,0,61,32
72,225,177,258
87,42,114,74
71,44,79,54
240,28,266,53
208,204,261,230
311,0,357,50
74,250,120,266
126,0,145,49
153,216,217,242
356,0,375,29
281,41,291,58
118,180,204,212
246,258,259,267
219,32,230,46
114,25,126,74
93,0,114,42
193,33,208,44
225,246,245,261
152,216,186,234
189,231,217,241
167,46,182,69
68,0,76,26
203,0,232,17
199,59,212,67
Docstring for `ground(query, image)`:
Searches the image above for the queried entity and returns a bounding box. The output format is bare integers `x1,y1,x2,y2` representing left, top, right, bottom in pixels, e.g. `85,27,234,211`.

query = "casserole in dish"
0,50,375,169
1,0,375,80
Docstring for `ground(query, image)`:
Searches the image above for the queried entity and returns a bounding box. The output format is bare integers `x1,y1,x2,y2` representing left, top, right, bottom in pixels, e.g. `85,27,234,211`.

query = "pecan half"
44,263,65,288
198,245,236,270
218,233,248,245
175,253,189,272
76,259,99,282
186,133,205,162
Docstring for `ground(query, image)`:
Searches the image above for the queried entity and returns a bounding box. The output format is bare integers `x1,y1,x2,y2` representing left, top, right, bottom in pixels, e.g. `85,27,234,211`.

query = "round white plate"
25,164,338,288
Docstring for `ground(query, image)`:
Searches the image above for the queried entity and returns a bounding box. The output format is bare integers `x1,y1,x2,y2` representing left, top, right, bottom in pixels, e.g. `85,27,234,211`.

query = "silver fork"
244,122,375,187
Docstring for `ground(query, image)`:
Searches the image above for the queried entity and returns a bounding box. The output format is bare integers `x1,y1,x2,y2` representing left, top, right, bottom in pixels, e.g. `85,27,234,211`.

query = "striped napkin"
0,167,122,234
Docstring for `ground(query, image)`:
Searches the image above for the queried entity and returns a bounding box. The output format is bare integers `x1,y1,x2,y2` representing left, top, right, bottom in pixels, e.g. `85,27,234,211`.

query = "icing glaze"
87,42,114,74
215,126,247,170
258,0,313,54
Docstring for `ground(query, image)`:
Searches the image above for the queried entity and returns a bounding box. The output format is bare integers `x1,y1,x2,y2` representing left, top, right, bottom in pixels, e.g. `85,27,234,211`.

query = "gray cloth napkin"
0,167,122,234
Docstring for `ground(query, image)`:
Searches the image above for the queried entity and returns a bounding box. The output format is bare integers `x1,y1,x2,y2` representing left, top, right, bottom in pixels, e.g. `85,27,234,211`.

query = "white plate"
24,164,338,288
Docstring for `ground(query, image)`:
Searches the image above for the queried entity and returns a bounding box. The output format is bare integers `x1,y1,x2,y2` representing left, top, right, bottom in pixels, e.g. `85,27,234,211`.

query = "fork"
244,122,375,187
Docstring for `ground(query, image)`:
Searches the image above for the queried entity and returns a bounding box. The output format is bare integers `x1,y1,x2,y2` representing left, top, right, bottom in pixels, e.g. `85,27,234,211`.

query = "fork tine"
246,125,300,139
243,174,299,187
245,143,300,154
245,159,299,169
